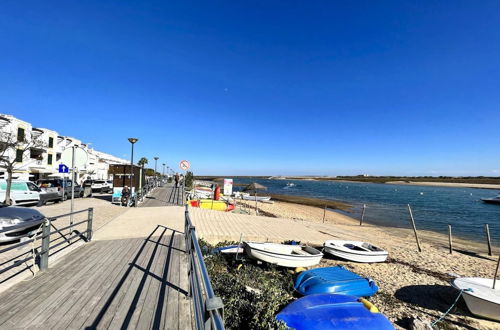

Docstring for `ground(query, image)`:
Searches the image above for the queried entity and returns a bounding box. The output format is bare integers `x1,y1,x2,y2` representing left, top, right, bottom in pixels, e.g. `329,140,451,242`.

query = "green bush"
202,240,293,329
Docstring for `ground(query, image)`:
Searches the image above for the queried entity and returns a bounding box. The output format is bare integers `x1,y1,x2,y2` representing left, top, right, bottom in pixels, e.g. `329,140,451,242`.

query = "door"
11,182,29,202
26,182,41,201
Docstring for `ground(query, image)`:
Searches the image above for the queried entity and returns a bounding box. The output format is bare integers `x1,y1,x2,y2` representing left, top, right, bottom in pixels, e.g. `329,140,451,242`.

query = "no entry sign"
179,160,190,171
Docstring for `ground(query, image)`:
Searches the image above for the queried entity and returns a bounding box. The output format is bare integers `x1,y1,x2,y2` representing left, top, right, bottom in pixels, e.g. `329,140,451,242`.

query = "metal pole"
40,219,51,271
70,145,76,237
360,204,366,226
448,224,453,254
323,205,326,223
87,208,93,241
407,204,422,252
130,143,134,206
485,224,492,256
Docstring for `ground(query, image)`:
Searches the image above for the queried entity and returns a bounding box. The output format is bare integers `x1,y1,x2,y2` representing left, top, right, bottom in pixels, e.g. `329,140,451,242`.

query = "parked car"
0,203,45,243
0,180,41,206
37,179,84,200
91,180,111,193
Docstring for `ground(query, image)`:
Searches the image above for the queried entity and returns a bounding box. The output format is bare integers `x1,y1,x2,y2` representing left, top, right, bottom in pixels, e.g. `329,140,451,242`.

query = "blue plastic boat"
276,294,394,330
294,266,378,297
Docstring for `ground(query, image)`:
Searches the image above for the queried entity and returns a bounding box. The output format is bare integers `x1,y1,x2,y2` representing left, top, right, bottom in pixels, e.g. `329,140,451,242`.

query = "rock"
410,317,433,330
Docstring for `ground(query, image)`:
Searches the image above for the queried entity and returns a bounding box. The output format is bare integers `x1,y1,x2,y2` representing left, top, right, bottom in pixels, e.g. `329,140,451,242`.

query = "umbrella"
243,182,267,192
243,182,267,215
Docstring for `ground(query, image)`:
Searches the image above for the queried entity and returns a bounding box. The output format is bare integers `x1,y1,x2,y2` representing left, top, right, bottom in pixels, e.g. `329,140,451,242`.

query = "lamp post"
128,138,138,198
162,163,166,178
154,157,159,184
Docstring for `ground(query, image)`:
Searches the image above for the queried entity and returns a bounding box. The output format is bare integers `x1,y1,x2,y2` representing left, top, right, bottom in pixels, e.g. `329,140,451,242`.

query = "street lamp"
154,157,159,182
128,138,138,195
162,163,166,178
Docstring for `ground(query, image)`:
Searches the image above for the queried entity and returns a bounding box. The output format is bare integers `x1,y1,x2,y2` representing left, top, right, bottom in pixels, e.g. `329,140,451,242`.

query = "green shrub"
202,241,293,329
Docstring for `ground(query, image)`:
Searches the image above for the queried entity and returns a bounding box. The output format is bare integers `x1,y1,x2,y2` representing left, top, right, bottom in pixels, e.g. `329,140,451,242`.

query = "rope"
431,288,472,328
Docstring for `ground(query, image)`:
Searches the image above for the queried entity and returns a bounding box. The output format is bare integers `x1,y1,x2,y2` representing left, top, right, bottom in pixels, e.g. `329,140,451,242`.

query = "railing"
184,205,224,330
0,208,93,280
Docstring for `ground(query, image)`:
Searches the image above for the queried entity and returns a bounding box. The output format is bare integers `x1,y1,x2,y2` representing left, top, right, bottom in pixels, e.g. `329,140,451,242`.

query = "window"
48,154,53,165
15,149,23,162
17,127,25,142
27,182,40,192
48,137,54,148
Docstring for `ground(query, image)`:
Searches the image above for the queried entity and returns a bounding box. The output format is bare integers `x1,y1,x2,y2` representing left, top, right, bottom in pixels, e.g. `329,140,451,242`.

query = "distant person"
179,174,184,186
83,178,93,198
121,186,130,206
175,173,180,188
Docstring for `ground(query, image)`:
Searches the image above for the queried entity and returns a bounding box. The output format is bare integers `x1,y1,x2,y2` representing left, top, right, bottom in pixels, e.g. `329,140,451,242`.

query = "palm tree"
137,157,148,167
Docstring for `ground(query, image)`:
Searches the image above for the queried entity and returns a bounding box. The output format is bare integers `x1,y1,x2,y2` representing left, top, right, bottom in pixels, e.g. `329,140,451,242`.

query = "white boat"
323,240,388,263
243,242,323,268
242,195,271,202
452,277,500,321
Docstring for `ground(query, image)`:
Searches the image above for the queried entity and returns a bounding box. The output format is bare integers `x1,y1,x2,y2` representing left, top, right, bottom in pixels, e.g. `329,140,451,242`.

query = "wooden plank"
11,239,126,328
178,234,192,330
43,238,144,329
0,241,102,313
130,231,171,328
83,231,161,329
0,240,116,326
163,233,181,329
107,230,169,328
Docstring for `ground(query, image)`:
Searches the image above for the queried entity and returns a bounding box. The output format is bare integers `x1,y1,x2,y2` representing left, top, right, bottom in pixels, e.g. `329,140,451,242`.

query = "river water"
233,178,500,246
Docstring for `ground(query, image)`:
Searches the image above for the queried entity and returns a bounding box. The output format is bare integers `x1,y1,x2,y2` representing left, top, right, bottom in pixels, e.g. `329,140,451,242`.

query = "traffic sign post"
179,160,190,171
59,164,69,202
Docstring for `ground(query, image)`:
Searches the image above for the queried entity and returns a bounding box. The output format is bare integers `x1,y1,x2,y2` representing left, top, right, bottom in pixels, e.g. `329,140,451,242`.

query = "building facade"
0,114,128,183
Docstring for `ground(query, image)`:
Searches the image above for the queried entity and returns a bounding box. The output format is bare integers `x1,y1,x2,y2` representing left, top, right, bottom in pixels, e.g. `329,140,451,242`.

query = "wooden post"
485,224,493,256
360,204,366,226
323,205,327,223
448,224,453,254
39,219,51,271
493,255,500,289
407,204,422,252
255,191,259,216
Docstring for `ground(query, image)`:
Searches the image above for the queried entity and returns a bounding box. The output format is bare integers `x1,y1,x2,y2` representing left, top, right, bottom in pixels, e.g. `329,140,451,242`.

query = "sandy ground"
236,199,500,329
386,181,500,190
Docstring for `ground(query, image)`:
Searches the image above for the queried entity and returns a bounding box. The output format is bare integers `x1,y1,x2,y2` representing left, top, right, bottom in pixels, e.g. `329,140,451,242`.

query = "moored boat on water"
451,277,500,321
481,195,500,205
323,240,388,263
242,195,272,202
243,242,323,268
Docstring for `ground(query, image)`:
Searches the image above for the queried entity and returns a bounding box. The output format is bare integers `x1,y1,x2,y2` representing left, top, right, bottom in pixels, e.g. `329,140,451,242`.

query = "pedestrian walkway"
0,225,191,329
141,184,184,207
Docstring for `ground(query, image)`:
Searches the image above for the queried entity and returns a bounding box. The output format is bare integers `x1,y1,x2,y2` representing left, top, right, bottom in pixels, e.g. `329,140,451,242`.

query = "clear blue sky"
1,1,499,176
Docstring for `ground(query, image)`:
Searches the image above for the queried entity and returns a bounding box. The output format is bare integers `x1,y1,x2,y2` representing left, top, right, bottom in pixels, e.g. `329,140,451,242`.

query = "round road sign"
179,160,190,171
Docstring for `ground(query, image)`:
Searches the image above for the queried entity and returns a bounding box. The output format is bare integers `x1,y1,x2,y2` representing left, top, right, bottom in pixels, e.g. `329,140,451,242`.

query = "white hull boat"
452,277,500,321
242,195,271,202
243,242,323,268
323,240,388,263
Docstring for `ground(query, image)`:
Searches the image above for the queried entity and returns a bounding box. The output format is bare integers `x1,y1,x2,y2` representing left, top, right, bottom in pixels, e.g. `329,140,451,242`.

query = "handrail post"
87,208,94,242
39,219,51,271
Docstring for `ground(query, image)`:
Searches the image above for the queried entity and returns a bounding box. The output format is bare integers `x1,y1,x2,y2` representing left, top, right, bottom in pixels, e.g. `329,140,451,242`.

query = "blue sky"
1,1,499,176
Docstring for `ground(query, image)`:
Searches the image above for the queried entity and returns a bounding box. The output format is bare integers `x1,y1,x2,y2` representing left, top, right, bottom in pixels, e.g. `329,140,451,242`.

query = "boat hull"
242,195,271,202
294,266,379,297
452,277,500,321
481,198,500,205
323,240,388,263
244,242,323,268
276,294,394,330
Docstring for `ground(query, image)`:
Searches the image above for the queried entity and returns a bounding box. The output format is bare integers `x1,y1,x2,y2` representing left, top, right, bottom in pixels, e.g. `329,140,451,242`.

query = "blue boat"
276,294,394,330
294,266,378,297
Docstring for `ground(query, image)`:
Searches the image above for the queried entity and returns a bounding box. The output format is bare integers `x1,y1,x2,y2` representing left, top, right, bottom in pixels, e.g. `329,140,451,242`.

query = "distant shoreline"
385,181,500,190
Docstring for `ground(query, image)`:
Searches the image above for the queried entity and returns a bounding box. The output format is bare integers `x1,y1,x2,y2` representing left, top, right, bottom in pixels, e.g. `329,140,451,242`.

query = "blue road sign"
59,164,69,173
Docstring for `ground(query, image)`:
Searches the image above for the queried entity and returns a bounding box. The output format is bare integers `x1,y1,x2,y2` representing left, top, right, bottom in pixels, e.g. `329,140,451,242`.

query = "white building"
0,114,128,183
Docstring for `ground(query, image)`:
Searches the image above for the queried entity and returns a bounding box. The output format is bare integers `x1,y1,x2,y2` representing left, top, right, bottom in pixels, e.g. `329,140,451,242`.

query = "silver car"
0,204,45,243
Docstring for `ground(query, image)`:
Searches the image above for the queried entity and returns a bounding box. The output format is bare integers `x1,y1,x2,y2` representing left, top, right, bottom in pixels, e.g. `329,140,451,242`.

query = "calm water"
234,178,500,246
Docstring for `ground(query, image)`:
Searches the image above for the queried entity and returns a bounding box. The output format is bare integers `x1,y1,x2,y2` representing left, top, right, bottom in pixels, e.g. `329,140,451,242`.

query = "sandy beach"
235,198,499,329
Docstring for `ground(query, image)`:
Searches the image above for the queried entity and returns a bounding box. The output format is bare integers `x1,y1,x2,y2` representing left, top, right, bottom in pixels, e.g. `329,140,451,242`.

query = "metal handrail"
0,208,93,277
184,205,224,330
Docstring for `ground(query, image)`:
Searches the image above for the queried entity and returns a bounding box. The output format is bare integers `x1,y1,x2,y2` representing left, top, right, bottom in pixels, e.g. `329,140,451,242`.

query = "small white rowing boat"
323,240,388,263
242,195,271,202
452,277,500,321
243,242,323,268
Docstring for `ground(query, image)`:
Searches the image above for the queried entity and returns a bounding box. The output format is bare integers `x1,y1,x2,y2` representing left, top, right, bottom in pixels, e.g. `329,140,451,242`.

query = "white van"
0,180,41,206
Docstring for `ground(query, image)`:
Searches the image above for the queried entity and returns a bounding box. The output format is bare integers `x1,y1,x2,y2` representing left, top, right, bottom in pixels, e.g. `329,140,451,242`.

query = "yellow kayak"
188,199,235,212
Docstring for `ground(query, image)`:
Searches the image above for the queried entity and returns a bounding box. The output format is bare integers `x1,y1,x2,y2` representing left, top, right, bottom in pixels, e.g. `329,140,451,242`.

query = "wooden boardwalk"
141,184,184,208
0,226,192,329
